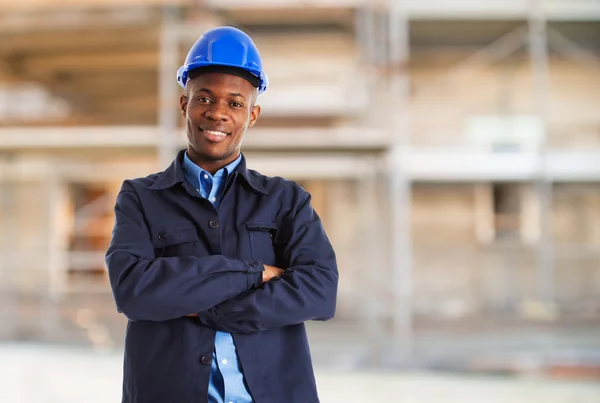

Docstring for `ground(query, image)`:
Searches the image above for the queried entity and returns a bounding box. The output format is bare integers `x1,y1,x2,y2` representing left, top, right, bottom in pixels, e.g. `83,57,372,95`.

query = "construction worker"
105,26,339,403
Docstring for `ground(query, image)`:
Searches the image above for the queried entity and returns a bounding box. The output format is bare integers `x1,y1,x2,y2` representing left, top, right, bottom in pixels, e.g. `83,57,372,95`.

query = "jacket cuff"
243,259,264,289
197,308,218,328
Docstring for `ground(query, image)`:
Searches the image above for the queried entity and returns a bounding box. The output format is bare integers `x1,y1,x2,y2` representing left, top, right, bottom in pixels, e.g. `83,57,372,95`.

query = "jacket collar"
149,149,268,195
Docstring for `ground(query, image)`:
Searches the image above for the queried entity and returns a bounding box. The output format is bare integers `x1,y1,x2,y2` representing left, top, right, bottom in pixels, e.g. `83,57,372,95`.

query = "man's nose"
204,102,228,121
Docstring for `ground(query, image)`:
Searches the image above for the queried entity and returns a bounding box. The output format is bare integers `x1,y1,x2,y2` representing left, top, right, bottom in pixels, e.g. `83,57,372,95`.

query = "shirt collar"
149,149,268,195
182,151,241,185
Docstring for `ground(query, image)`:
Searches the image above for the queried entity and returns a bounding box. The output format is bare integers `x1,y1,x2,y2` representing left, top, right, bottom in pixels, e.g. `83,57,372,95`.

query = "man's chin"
193,149,237,164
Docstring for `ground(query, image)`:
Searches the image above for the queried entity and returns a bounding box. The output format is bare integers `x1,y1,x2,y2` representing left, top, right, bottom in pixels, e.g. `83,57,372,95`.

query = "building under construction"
1,0,599,374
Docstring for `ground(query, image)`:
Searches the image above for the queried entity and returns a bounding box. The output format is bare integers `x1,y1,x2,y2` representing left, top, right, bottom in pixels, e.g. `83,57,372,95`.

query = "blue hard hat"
177,26,268,94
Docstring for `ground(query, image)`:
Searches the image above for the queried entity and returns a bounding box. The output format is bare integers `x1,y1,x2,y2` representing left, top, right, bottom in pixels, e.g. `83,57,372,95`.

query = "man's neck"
187,150,240,176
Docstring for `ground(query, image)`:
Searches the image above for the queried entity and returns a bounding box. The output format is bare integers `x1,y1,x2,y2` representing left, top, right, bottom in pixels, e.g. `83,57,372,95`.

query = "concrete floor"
1,343,599,403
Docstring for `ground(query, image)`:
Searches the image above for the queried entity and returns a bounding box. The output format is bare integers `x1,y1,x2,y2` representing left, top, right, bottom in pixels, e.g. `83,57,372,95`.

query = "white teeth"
204,130,227,137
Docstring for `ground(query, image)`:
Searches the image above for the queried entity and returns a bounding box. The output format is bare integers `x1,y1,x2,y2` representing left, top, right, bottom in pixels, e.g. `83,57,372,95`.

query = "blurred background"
1,0,600,402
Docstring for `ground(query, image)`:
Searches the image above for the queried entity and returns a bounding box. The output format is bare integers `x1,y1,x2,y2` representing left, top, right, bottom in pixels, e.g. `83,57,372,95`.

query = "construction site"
1,0,600,401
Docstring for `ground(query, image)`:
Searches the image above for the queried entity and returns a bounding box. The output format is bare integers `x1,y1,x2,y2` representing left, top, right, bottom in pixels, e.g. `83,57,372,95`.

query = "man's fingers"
262,264,285,282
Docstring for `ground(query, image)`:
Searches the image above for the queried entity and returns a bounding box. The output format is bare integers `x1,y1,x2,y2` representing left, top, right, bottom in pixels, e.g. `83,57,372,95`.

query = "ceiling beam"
0,0,183,12
17,50,158,76
0,29,158,56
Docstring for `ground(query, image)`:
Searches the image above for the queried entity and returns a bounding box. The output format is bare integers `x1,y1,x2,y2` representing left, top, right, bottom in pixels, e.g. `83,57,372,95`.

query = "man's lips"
199,127,230,143
200,128,229,137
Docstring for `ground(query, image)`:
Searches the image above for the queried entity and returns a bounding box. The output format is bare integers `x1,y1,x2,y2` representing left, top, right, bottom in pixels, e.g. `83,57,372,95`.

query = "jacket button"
249,261,259,268
208,220,220,229
200,355,212,366
157,232,166,241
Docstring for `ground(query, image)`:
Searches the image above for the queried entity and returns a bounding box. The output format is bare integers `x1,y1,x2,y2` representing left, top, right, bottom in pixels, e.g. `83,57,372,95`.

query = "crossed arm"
105,181,338,332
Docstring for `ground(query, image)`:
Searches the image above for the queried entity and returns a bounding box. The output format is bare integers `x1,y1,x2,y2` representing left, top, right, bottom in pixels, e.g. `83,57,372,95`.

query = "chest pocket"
152,225,199,258
246,222,281,267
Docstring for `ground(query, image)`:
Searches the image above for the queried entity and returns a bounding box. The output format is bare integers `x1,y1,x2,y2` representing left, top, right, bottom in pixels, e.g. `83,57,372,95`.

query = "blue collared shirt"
182,151,253,403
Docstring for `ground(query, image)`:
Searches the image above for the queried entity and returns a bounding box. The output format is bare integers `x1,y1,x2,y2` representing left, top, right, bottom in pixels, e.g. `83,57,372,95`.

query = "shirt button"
211,197,217,202
196,188,200,193
203,174,209,179
209,220,220,229
200,355,212,366
221,359,227,365
157,232,166,241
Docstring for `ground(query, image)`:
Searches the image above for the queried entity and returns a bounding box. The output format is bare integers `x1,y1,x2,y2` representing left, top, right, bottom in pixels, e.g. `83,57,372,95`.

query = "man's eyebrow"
194,88,246,100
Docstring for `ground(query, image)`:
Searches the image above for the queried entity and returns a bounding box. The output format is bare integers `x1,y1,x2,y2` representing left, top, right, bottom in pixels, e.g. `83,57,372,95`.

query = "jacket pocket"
245,222,279,266
152,225,199,258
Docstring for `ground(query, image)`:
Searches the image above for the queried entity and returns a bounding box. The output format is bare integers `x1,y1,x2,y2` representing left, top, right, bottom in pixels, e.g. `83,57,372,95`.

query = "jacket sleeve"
105,181,264,322
197,190,338,334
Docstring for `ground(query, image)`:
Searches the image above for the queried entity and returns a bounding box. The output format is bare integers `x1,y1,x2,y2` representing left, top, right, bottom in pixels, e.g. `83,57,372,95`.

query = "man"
105,26,339,403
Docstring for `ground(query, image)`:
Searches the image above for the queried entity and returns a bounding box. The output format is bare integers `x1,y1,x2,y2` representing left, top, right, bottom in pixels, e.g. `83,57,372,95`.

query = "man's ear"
248,105,261,128
180,95,188,118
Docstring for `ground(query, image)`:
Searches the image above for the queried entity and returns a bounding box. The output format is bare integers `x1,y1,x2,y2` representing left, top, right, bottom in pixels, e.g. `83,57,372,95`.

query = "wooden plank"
0,0,184,11
45,72,158,100
0,126,391,149
205,0,364,8
216,7,356,26
83,94,158,113
0,28,159,55
0,7,162,34
22,50,158,74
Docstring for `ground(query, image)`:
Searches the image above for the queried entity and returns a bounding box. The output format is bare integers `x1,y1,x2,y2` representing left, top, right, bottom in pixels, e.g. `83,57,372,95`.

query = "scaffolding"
0,0,600,369
147,0,600,366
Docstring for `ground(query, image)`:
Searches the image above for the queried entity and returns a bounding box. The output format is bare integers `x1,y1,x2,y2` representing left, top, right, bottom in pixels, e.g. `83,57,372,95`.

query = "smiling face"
180,71,260,174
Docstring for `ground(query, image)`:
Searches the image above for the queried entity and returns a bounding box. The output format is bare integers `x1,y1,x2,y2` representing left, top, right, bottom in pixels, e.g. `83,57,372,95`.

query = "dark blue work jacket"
105,150,339,403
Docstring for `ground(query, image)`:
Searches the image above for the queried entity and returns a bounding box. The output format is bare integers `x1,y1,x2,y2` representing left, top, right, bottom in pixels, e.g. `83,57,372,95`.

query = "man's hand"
262,264,284,283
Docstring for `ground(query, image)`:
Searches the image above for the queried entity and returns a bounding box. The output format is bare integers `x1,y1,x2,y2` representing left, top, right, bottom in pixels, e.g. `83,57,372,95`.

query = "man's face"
180,72,260,170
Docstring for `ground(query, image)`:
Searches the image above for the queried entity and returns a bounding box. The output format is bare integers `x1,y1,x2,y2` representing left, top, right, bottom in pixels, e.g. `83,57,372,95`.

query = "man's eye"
231,102,243,108
197,97,210,103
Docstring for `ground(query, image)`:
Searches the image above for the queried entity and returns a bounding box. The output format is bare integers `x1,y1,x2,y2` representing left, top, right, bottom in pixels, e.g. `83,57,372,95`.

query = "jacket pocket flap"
245,222,278,231
153,225,199,248
245,221,285,246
